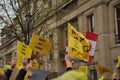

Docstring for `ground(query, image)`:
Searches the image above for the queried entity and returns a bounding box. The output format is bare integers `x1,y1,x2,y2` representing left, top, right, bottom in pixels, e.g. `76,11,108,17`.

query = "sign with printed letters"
68,23,90,60
16,41,32,70
17,41,32,58
16,52,22,70
0,68,4,74
30,60,39,69
29,33,52,55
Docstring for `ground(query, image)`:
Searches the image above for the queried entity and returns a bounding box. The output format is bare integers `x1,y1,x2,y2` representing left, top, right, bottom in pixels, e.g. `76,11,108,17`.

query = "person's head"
0,74,7,80
22,57,29,67
45,72,58,80
10,57,17,70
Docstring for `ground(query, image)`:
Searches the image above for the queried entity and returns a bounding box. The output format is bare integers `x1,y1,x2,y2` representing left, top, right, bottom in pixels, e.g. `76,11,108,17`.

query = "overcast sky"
0,0,17,46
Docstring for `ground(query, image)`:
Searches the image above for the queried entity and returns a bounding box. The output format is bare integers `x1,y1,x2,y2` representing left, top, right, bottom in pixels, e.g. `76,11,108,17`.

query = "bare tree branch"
0,0,56,46
9,0,17,12
0,16,10,25
0,0,24,42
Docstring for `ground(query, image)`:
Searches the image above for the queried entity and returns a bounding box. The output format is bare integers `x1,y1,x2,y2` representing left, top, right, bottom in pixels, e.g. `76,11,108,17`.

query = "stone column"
96,3,112,78
52,29,60,72
78,14,84,33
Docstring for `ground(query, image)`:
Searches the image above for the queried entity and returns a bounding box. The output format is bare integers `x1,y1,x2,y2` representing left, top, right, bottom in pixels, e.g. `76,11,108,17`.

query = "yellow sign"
30,60,39,69
29,33,52,55
24,73,29,80
97,65,113,75
17,41,32,58
0,68,4,74
79,66,88,74
68,23,90,60
99,76,104,80
16,52,23,70
116,56,120,67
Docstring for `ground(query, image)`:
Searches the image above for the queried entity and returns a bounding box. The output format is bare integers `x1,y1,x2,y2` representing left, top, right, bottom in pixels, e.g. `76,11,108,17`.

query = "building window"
87,14,94,32
115,3,120,44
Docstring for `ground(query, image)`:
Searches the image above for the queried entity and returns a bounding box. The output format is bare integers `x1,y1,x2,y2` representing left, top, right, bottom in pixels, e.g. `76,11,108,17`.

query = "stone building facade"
0,0,120,79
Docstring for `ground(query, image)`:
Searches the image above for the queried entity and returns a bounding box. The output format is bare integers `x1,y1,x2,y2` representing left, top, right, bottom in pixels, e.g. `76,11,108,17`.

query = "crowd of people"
0,54,119,80
0,57,32,80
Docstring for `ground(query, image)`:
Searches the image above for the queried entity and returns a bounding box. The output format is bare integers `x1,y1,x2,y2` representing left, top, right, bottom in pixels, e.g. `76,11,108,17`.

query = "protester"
44,54,72,80
5,57,17,80
15,57,32,80
51,54,88,80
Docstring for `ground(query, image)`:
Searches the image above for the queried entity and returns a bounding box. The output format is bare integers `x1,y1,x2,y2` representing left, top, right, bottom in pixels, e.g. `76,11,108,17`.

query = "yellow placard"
79,66,88,74
24,73,29,80
99,76,104,80
16,52,23,70
30,60,39,69
68,23,90,60
116,56,120,67
96,65,113,75
29,33,52,55
69,36,83,53
0,68,5,74
17,41,32,58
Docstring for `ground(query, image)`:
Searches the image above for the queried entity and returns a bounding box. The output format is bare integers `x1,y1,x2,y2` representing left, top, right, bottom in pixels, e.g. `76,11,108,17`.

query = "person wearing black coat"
15,58,31,80
15,69,27,80
5,57,17,80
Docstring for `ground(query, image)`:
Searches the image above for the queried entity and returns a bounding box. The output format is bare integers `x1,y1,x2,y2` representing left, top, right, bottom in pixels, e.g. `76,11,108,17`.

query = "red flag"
86,32,98,64
88,56,94,64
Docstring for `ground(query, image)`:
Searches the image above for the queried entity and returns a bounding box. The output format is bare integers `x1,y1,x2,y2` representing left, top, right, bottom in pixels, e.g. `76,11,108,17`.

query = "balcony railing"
115,34,120,44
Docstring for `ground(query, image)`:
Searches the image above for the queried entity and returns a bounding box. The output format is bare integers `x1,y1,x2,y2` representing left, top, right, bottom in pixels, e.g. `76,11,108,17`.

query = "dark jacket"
15,69,27,80
5,69,12,80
